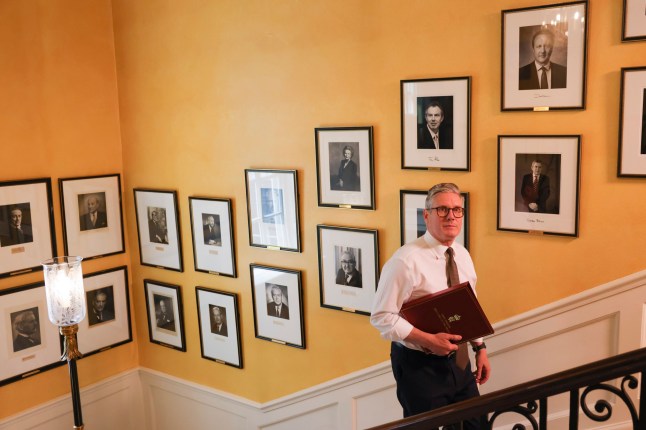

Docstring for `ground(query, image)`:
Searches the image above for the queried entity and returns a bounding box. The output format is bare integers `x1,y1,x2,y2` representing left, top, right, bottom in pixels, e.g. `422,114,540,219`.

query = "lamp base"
60,324,83,361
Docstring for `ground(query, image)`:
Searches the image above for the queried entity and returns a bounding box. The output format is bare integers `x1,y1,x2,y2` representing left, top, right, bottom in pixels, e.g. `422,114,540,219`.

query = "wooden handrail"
368,347,646,429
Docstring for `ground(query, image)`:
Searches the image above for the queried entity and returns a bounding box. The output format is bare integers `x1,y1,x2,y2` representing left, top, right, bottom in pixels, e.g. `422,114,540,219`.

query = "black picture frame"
59,174,125,260
0,281,65,386
134,188,183,272
400,190,470,249
501,1,588,111
618,66,646,177
244,169,301,252
401,77,471,171
622,0,646,42
315,126,375,209
195,287,243,368
77,266,132,357
497,135,581,237
316,225,379,316
249,264,305,349
143,279,186,352
0,178,56,278
189,197,237,277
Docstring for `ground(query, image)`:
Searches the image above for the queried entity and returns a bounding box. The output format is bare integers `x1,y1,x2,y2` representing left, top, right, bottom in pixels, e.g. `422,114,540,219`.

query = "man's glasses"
340,260,356,265
429,206,464,218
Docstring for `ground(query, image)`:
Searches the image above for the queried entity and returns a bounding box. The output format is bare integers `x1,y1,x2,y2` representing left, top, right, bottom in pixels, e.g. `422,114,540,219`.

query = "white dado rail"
2,269,645,430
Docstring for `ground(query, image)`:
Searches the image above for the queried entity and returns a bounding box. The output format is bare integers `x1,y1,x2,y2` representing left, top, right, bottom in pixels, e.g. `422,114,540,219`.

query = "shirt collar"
534,61,551,71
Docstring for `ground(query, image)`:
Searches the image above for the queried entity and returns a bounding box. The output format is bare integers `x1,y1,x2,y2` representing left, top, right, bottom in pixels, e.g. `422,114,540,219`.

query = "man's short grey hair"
425,183,461,210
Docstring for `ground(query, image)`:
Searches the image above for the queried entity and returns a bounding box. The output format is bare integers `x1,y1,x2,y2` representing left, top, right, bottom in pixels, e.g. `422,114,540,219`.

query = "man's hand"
404,327,461,356
473,349,491,384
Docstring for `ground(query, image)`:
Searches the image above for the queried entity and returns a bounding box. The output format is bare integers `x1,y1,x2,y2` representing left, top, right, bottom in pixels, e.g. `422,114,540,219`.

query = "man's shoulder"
551,62,566,71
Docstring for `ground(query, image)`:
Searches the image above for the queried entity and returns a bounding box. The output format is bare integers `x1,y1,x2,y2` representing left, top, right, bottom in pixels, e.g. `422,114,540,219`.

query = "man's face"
532,34,553,66
207,216,215,227
340,253,355,275
159,301,167,313
94,293,107,312
425,106,444,132
343,149,352,160
271,288,283,305
423,192,463,246
531,162,543,176
151,211,158,222
18,312,37,335
87,198,99,213
212,307,223,324
10,209,22,227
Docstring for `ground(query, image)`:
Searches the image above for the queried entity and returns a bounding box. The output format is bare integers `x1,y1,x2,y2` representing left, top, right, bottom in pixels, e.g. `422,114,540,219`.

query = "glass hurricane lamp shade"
42,256,86,326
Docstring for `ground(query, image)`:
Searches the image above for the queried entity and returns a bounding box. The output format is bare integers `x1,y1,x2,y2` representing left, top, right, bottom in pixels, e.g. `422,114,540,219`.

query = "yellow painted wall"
0,0,136,420
3,0,646,419
111,0,646,403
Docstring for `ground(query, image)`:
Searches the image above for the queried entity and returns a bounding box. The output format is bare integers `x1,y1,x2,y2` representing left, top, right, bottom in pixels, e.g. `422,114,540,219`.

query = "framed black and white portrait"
0,178,56,278
250,264,304,349
315,126,375,209
0,282,64,386
622,0,646,41
144,280,186,351
189,197,237,277
245,169,301,252
498,135,581,237
618,66,646,177
502,2,588,111
316,225,379,316
134,188,183,272
196,287,242,368
59,174,125,260
400,190,469,249
77,266,132,357
401,77,471,171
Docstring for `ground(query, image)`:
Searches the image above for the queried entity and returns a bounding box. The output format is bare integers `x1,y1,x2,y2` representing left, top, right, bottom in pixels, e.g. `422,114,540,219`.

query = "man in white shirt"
371,183,491,426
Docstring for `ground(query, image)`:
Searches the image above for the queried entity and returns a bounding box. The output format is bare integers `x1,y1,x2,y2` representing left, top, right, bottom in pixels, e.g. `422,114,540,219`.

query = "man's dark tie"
533,175,539,194
446,247,469,369
275,306,279,316
540,66,548,89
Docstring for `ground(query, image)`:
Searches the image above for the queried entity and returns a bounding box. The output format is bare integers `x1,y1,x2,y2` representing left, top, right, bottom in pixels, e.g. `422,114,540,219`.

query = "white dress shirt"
370,231,479,351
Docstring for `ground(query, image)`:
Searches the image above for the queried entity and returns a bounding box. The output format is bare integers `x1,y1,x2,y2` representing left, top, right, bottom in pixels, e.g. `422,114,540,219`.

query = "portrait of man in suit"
11,307,41,352
335,247,363,288
78,193,108,231
209,305,228,337
330,143,361,191
0,204,34,247
148,207,168,244
518,27,567,90
416,98,454,150
86,287,116,326
266,283,289,320
202,213,221,246
516,155,561,215
155,296,175,331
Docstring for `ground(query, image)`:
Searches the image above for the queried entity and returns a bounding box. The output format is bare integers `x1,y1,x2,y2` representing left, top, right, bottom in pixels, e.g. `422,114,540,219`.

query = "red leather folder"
399,282,493,343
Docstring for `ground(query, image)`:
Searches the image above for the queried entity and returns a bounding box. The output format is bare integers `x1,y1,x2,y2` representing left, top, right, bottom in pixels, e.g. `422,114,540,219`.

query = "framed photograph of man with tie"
144,279,186,352
134,188,184,272
315,126,375,209
250,264,305,349
316,225,379,316
76,266,132,358
195,287,243,368
400,190,470,249
189,197,237,277
59,174,125,260
502,2,588,111
401,76,471,171
497,135,581,237
0,281,65,386
0,178,57,279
